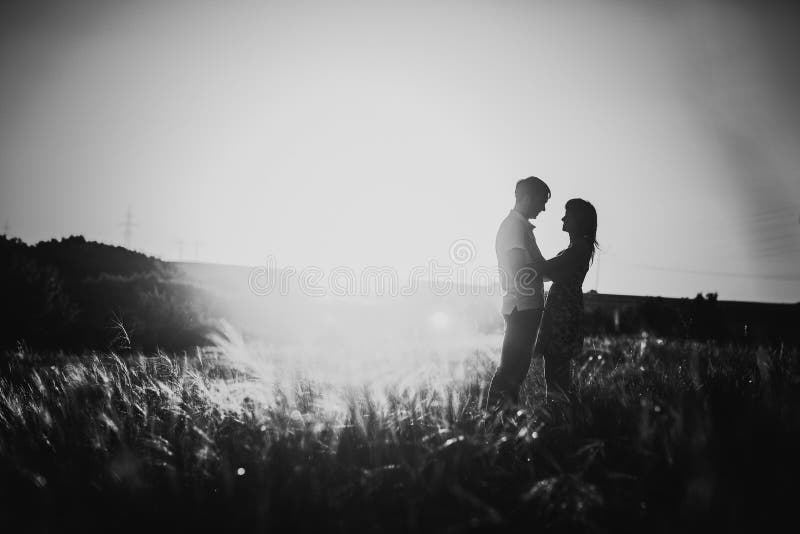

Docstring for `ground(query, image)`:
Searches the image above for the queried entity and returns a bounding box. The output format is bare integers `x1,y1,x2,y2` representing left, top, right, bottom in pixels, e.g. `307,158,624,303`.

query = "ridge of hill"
1,236,212,352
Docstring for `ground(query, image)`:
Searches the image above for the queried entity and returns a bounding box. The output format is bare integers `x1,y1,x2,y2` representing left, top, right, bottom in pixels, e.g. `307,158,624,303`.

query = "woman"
533,198,598,397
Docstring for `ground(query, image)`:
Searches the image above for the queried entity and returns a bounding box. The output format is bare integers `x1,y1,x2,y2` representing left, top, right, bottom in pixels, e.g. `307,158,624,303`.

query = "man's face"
526,193,548,219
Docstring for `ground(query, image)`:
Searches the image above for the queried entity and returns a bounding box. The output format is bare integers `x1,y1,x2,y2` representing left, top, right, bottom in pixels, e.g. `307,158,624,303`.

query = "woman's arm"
538,241,591,284
525,256,550,282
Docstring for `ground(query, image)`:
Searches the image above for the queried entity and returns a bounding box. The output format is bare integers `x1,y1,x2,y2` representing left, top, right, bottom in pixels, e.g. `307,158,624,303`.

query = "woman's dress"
534,240,592,392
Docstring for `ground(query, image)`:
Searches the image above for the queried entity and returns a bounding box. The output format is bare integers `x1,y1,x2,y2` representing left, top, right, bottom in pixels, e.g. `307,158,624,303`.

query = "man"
486,176,550,411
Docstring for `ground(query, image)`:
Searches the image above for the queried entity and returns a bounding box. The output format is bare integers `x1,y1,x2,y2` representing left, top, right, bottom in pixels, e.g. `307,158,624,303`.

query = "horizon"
6,232,798,305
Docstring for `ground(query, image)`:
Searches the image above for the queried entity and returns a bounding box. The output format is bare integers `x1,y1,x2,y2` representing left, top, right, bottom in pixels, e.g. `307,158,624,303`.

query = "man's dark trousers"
486,308,543,410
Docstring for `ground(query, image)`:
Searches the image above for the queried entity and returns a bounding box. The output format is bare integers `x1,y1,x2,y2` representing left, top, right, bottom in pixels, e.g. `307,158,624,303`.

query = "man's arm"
503,248,546,289
504,248,528,281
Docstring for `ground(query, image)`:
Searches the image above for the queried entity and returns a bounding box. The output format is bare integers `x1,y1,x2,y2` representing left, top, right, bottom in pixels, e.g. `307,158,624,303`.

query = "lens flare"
429,311,451,330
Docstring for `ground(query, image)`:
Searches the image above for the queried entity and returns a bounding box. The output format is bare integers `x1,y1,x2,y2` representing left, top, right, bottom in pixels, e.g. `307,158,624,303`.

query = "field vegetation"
2,327,798,533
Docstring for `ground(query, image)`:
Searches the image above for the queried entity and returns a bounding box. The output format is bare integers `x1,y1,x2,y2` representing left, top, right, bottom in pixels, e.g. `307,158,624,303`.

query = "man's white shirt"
495,209,545,314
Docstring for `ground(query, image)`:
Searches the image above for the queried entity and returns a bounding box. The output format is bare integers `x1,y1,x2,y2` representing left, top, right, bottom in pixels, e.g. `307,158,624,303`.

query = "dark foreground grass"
1,335,799,533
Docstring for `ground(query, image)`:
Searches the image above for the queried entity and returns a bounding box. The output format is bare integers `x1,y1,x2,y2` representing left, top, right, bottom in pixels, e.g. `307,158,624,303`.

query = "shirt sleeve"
496,220,528,254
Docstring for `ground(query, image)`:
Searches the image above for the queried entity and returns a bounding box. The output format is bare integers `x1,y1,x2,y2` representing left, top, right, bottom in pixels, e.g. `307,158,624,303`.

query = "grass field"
1,328,799,533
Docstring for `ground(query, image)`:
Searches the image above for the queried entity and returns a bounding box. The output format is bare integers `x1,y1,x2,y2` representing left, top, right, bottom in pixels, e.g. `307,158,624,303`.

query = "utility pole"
2,218,9,236
119,206,137,248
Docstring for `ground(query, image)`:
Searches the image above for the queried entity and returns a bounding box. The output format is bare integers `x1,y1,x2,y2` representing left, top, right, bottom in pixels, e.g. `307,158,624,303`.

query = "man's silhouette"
486,176,550,410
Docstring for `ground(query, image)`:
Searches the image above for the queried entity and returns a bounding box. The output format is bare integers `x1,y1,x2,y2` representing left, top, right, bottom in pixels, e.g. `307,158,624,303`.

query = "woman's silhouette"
533,198,598,397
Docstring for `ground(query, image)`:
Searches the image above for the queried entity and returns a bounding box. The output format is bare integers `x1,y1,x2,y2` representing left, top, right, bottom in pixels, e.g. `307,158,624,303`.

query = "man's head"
514,176,550,219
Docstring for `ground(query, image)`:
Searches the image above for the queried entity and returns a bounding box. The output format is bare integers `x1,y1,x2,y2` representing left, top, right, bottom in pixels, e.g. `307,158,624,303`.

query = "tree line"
1,235,215,353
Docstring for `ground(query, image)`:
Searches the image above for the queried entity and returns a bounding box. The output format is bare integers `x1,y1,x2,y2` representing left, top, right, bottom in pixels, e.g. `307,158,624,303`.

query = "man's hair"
514,176,551,202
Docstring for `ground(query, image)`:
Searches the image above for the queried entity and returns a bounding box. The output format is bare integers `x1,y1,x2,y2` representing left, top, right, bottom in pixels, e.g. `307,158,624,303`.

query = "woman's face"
561,210,577,234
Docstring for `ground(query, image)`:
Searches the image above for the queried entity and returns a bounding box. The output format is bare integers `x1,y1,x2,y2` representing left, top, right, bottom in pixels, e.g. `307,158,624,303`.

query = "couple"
486,176,598,410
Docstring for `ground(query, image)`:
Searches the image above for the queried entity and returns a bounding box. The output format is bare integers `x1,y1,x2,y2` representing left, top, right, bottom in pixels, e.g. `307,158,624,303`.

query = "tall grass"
1,332,798,533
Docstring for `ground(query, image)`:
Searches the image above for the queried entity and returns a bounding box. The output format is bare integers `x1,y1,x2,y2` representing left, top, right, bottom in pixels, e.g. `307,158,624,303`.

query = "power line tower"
191,240,204,261
119,206,137,248
2,218,9,236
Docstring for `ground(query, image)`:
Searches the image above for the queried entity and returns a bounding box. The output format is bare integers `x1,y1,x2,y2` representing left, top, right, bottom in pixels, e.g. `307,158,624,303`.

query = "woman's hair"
565,198,598,263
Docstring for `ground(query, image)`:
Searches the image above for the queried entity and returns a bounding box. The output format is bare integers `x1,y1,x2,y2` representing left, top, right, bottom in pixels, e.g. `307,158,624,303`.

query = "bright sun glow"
429,311,451,330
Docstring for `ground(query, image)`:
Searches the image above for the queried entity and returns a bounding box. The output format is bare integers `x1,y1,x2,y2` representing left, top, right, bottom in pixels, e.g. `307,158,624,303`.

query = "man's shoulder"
496,214,532,257
497,212,526,234
496,214,521,241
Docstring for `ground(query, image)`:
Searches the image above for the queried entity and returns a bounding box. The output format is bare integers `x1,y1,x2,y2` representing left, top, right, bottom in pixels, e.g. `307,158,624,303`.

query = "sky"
1,0,799,303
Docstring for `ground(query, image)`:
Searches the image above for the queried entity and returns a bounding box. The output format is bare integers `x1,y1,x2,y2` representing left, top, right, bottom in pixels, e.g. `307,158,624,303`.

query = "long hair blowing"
565,198,598,263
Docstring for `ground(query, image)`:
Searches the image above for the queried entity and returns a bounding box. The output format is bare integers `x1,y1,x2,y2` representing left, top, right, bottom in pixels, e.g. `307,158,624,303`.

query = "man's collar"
509,209,535,229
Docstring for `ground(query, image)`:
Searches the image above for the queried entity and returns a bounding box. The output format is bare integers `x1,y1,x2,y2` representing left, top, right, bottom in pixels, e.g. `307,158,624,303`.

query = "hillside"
1,236,213,352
